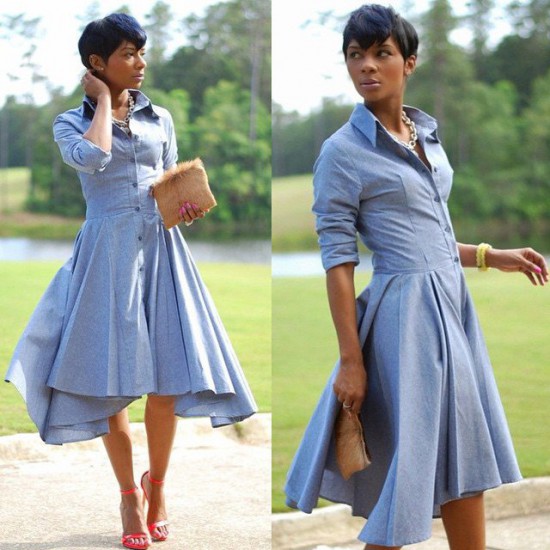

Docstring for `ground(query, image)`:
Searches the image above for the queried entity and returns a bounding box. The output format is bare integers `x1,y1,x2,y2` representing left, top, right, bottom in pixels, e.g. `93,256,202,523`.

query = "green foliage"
272,272,550,512
194,81,271,231
272,99,353,178
0,260,271,436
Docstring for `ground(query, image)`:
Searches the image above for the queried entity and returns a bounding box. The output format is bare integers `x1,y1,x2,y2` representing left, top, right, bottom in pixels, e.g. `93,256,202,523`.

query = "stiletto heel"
120,486,151,550
141,471,169,542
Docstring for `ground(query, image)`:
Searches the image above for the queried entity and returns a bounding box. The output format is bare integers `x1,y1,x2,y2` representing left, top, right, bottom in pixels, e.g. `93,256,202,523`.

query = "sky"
0,0,219,107
1,0,512,113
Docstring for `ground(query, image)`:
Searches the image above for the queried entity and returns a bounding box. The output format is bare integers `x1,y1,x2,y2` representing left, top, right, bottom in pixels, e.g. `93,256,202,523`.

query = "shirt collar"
349,103,440,147
82,90,160,119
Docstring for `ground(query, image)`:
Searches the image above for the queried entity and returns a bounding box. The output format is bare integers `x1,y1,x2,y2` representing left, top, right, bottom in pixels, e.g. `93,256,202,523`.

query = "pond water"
0,238,271,265
272,251,373,277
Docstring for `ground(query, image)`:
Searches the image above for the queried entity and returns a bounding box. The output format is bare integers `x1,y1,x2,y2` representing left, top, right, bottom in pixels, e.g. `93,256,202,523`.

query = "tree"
519,68,550,220
144,1,174,86
466,0,495,79
509,0,550,37
0,13,47,203
194,80,270,231
183,0,270,113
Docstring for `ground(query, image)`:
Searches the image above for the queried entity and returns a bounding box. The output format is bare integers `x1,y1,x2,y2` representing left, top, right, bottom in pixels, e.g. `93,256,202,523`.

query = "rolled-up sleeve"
312,140,362,272
162,111,178,170
53,115,112,174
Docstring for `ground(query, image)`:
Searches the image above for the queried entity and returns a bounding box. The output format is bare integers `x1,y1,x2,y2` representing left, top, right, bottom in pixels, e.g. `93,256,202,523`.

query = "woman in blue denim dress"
285,5,548,549
5,14,256,550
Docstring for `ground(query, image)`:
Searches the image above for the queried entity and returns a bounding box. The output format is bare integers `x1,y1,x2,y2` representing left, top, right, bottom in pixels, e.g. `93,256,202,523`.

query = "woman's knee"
146,394,176,412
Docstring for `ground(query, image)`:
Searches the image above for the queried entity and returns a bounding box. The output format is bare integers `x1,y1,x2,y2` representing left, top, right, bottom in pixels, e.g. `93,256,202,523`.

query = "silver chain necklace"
388,110,418,152
112,93,135,134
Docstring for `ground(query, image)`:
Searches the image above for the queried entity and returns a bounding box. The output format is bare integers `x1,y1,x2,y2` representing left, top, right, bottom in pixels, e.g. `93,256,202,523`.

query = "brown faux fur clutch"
335,407,372,480
151,158,217,229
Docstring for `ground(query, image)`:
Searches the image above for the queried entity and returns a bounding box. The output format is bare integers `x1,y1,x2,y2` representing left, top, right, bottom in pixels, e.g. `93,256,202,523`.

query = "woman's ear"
404,55,417,77
88,54,105,73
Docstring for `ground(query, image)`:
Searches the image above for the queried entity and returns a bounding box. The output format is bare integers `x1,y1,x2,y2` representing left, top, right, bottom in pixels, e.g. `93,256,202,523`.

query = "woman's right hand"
179,202,206,225
333,355,367,414
81,69,110,102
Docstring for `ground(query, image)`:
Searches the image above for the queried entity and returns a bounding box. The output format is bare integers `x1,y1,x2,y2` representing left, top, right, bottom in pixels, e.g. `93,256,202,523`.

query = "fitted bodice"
53,91,176,220
313,104,459,274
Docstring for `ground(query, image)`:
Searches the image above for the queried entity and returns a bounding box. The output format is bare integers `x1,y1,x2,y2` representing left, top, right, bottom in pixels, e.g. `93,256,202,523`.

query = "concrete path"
273,478,550,550
0,414,271,550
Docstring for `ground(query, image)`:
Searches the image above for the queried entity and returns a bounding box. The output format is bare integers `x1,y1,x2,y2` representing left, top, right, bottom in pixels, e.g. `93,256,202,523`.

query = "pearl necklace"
112,93,135,134
388,110,418,152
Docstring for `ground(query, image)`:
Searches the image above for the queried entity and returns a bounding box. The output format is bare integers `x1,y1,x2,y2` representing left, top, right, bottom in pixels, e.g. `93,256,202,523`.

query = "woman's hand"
81,69,110,102
487,247,548,286
179,202,206,225
333,354,367,414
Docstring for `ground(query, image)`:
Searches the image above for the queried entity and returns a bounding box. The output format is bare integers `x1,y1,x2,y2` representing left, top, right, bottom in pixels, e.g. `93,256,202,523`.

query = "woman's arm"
457,242,548,286
81,70,112,152
326,262,367,414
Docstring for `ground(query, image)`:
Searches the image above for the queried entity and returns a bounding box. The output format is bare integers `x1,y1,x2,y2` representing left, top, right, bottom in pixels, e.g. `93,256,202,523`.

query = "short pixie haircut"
343,4,418,59
78,13,147,68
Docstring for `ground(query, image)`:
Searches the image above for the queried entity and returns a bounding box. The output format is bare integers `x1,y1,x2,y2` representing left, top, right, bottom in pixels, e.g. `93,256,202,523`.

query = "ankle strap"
148,474,164,485
120,486,138,495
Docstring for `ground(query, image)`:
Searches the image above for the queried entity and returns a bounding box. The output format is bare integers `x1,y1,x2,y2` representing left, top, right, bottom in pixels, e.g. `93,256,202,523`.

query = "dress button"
434,196,441,202
138,236,143,241
434,166,438,172
133,183,138,188
139,267,144,272
445,226,451,232
135,206,140,212
454,256,459,262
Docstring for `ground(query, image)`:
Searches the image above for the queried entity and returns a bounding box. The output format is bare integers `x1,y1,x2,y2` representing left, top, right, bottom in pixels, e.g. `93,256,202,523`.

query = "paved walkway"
273,478,550,550
0,414,271,550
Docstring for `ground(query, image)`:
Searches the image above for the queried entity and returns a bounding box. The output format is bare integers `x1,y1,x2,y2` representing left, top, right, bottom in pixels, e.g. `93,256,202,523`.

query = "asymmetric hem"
5,91,257,445
284,104,522,546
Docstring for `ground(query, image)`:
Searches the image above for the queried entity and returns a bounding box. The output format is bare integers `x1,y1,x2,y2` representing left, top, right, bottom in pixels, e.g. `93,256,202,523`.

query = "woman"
5,13,257,550
285,5,548,549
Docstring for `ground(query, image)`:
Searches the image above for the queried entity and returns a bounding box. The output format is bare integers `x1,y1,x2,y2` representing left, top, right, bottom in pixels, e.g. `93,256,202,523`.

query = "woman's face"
345,36,415,106
93,40,147,91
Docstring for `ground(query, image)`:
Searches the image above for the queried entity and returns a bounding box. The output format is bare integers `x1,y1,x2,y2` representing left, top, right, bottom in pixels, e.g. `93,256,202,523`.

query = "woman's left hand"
179,202,206,226
487,247,549,286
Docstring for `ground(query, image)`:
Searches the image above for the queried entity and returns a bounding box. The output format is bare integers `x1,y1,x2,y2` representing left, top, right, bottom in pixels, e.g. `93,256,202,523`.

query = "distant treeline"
273,0,550,245
0,0,270,237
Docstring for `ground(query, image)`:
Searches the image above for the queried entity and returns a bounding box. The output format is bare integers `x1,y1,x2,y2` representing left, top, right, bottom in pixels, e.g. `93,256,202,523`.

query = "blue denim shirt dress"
284,104,522,546
5,91,257,444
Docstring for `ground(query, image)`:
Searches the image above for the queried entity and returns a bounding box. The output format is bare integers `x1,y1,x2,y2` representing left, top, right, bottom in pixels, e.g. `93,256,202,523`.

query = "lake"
0,238,270,265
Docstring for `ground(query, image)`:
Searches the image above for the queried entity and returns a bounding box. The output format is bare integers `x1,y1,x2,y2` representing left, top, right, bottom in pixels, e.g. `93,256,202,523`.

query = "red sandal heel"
140,471,170,542
120,486,151,550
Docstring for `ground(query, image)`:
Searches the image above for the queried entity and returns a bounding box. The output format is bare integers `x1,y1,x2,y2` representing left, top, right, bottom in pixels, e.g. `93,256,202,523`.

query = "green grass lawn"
0,167,30,213
272,270,550,512
272,174,318,251
0,261,270,436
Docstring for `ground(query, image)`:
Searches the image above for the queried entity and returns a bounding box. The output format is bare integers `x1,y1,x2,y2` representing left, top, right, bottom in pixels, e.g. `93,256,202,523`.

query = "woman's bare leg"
102,408,149,547
441,493,485,550
143,395,178,539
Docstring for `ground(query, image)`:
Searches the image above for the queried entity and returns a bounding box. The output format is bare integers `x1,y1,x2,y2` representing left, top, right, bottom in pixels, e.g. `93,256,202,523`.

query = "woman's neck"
366,100,405,133
110,89,130,110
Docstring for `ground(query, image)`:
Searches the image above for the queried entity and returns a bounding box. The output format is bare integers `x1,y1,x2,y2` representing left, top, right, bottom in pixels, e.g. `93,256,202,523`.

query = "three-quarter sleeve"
312,140,362,272
162,111,178,170
53,115,112,174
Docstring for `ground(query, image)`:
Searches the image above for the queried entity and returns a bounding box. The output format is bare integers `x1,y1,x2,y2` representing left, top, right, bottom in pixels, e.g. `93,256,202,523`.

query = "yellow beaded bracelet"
476,242,492,271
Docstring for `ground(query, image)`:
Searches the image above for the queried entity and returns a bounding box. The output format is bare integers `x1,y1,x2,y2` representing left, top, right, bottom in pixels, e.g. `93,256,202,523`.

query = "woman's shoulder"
319,121,358,157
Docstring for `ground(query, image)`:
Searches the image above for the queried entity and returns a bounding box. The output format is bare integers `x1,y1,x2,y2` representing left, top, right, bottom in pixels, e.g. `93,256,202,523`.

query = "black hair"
78,13,147,69
342,4,418,59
